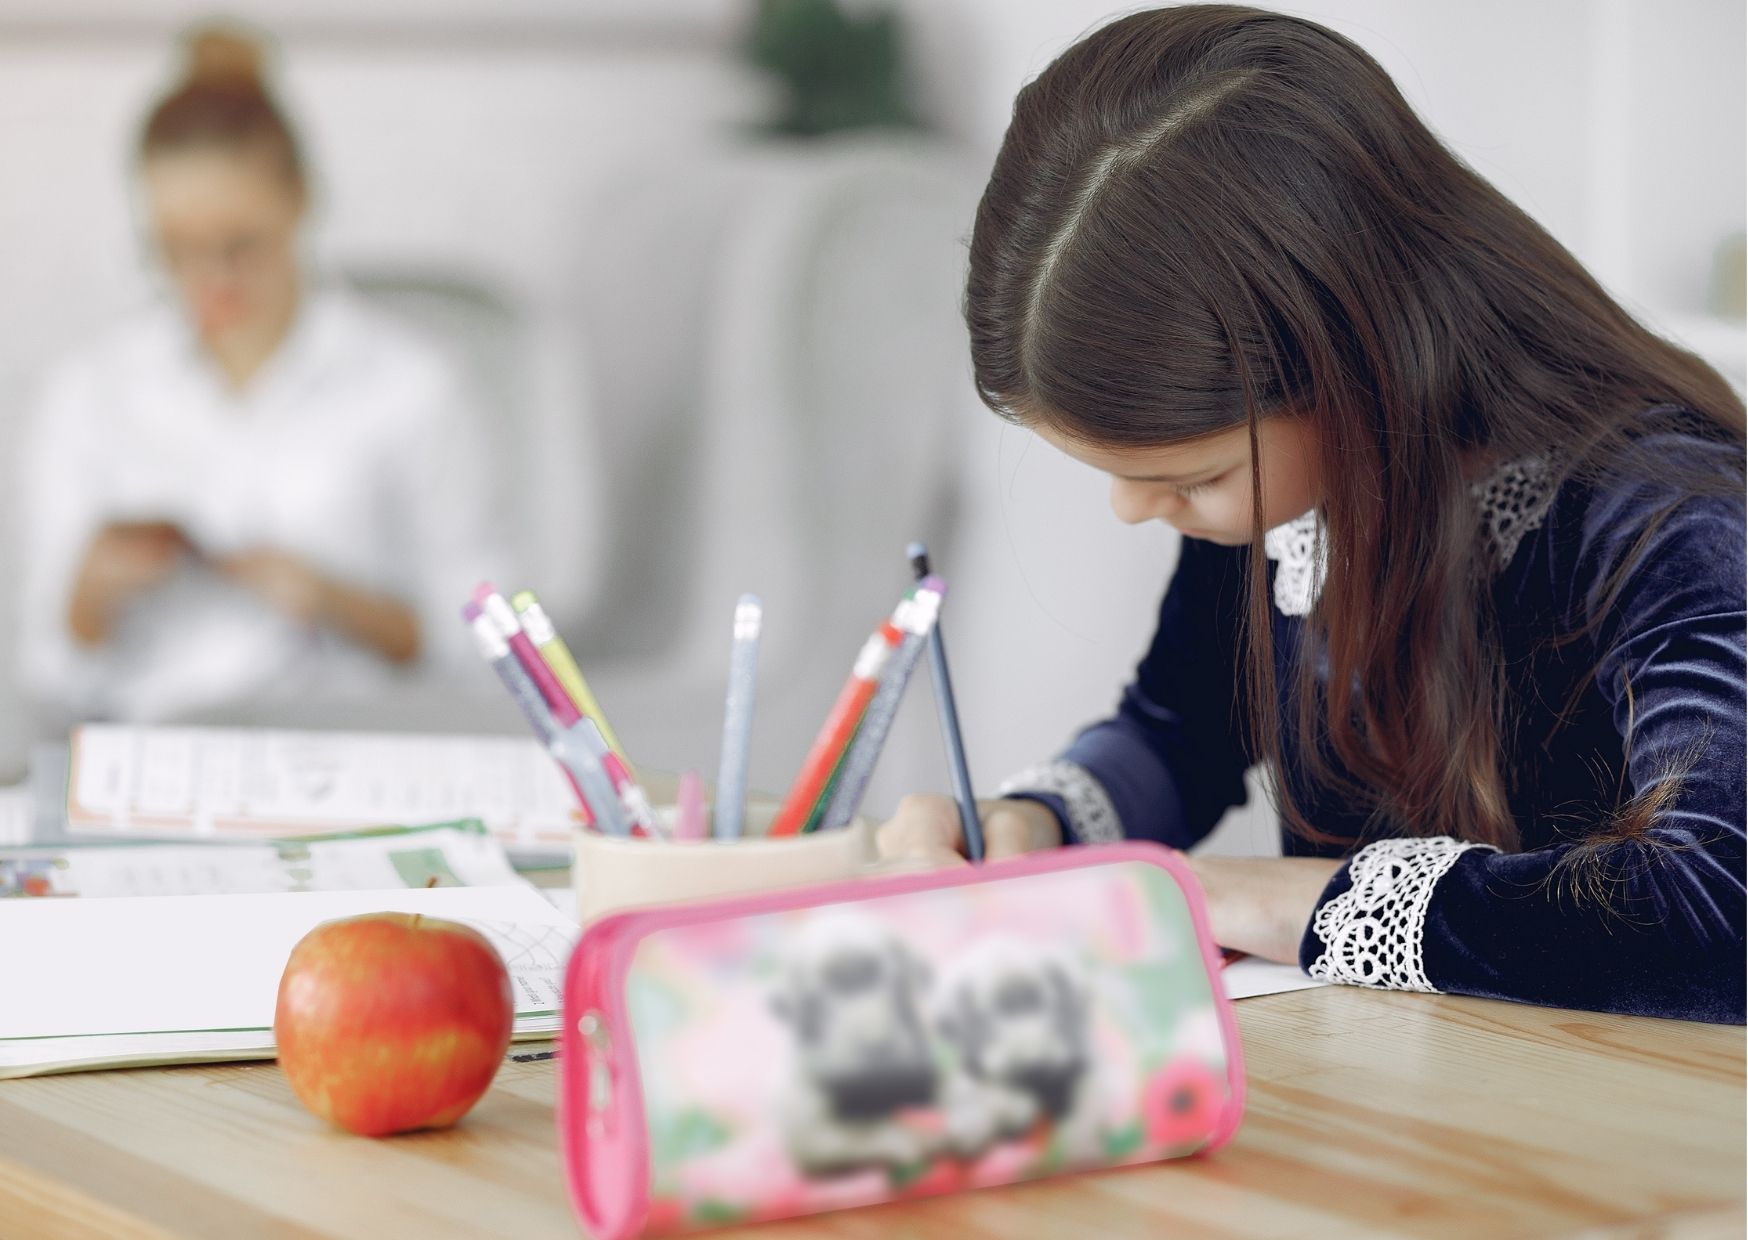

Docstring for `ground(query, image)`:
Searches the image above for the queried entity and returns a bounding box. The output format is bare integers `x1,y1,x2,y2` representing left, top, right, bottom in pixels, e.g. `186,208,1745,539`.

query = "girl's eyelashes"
1169,473,1223,498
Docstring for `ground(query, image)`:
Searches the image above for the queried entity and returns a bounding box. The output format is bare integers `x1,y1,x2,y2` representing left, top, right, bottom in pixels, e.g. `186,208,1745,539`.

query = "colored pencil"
800,746,858,836
575,719,661,838
475,583,576,722
478,586,650,833
551,723,630,837
767,618,904,837
712,594,762,839
819,579,945,830
676,769,708,841
510,589,632,774
463,601,558,745
463,602,603,830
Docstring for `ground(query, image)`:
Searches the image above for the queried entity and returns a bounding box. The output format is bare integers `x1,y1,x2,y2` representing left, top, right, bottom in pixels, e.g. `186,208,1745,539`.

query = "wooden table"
1,987,1740,1240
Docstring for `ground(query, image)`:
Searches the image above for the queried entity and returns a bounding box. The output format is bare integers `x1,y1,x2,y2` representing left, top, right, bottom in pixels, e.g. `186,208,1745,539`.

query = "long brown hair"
966,5,1745,851
140,26,304,189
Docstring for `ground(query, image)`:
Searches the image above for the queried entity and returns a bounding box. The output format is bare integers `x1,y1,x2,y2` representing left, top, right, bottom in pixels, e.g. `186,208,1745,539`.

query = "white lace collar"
1260,456,1556,618
1261,510,1325,618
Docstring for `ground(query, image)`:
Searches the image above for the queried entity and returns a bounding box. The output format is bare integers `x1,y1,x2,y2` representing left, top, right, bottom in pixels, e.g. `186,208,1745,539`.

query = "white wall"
0,35,761,388
901,0,1745,318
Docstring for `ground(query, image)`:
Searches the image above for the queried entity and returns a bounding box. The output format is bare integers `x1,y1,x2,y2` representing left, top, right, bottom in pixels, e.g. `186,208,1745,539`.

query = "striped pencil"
818,579,944,830
462,602,613,831
510,589,632,774
474,584,637,836
574,718,661,838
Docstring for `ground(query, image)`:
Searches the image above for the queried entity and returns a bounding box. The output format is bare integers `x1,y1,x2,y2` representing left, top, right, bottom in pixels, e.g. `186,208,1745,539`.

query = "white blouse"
18,287,503,723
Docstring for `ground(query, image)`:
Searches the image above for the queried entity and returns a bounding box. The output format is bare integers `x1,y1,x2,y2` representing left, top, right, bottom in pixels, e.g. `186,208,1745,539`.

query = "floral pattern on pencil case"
622,861,1231,1233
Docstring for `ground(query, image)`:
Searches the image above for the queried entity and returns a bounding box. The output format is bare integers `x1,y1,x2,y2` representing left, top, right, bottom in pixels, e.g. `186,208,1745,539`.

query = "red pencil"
767,621,903,837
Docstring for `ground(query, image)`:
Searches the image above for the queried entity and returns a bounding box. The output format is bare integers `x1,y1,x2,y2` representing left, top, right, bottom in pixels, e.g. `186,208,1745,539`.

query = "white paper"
0,1029,279,1078
67,724,582,853
1220,957,1330,1001
0,825,524,899
0,885,579,1041
0,1021,561,1079
539,885,580,921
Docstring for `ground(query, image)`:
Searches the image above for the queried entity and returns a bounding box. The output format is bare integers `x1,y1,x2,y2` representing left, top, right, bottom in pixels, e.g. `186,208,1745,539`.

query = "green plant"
744,0,919,136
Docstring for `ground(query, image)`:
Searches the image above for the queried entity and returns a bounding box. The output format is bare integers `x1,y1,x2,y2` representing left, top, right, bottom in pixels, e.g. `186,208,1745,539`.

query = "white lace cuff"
996,761,1124,844
1308,836,1497,992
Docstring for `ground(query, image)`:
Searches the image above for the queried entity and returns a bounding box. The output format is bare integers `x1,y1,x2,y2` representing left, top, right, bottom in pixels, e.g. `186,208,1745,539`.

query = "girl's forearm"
1186,855,1344,963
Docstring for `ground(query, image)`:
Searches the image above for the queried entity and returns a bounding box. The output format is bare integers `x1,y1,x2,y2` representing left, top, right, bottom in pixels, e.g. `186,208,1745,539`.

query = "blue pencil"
713,594,762,839
907,544,984,862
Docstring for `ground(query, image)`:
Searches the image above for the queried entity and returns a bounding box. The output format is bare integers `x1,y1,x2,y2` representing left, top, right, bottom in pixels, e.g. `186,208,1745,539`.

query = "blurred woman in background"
18,26,498,725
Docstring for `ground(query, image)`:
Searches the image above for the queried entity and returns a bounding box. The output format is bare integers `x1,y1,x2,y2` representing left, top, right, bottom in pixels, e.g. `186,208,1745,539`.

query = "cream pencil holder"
571,803,875,923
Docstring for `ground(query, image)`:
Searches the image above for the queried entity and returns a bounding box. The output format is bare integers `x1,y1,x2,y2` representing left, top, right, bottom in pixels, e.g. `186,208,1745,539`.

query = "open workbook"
0,820,523,898
0,884,578,1079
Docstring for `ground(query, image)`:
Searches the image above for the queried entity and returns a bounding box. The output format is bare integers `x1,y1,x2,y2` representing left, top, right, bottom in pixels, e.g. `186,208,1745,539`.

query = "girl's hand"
1184,854,1344,964
875,794,1064,869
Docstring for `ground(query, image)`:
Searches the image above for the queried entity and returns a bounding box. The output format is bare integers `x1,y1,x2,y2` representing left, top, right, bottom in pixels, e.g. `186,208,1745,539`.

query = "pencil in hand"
909,543,984,862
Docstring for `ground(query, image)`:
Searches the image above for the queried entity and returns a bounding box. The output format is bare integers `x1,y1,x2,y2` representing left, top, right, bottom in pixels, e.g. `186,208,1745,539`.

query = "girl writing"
878,6,1745,1024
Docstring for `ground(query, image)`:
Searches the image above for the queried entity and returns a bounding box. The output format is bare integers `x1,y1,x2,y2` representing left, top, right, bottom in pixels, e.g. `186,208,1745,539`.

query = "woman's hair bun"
141,23,301,181
184,26,266,90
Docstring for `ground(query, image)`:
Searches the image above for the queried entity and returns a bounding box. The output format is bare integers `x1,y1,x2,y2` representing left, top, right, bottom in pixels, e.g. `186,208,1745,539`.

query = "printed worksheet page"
0,823,523,899
67,725,580,852
0,884,579,1043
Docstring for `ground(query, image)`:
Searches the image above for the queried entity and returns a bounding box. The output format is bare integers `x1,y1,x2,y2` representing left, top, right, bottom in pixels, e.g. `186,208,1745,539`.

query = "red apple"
274,912,514,1136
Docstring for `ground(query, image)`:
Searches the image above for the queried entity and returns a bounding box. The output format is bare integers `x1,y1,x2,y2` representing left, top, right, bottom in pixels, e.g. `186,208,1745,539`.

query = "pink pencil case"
558,842,1245,1237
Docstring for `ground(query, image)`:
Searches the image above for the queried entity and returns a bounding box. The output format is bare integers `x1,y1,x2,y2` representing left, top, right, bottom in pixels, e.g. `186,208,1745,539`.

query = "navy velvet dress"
1009,429,1745,1024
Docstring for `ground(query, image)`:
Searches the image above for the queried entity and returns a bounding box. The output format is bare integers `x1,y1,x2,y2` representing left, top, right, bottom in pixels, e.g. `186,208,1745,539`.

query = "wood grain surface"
1,985,1740,1239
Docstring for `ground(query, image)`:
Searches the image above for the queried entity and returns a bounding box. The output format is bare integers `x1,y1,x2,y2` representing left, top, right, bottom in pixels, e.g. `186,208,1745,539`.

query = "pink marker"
475,581,580,724
674,770,707,842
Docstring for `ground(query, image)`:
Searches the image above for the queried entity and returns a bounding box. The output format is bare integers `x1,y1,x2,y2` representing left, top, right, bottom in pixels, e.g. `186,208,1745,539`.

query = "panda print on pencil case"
932,937,1116,1163
769,914,1114,1175
769,912,942,1175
